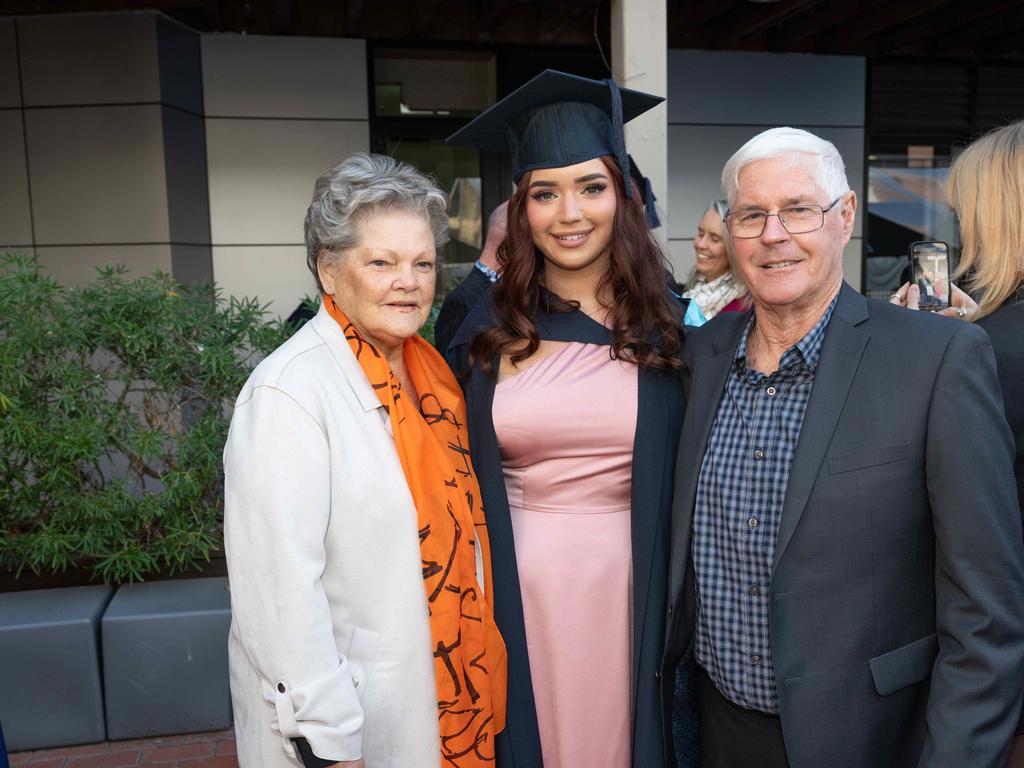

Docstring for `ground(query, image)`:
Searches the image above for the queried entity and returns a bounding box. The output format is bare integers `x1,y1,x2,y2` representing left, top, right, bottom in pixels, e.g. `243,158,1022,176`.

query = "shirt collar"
735,292,839,374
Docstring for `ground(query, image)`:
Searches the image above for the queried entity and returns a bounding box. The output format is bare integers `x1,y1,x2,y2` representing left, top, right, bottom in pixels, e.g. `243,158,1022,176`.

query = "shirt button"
766,386,777,396
751,654,762,665
753,448,765,460
748,516,759,528
750,585,761,596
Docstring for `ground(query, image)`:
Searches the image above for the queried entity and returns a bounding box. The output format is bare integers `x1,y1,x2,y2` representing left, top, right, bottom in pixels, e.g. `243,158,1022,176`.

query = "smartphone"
908,241,950,311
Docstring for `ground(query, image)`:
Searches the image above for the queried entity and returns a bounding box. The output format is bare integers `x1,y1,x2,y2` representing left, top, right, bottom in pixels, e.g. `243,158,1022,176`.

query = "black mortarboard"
446,69,663,211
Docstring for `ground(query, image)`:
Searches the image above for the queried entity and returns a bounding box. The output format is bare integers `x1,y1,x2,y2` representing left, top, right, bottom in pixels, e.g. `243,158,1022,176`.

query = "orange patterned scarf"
325,296,507,765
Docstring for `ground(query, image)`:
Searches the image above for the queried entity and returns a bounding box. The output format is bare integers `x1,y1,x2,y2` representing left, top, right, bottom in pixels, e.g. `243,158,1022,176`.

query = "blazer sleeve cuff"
270,662,364,763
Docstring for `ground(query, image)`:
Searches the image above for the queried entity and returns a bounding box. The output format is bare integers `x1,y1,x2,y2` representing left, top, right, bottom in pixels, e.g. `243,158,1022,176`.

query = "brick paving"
7,730,237,768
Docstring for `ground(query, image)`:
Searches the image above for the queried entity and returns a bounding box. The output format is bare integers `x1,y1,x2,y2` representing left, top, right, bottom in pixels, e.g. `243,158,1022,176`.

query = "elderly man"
662,127,1024,768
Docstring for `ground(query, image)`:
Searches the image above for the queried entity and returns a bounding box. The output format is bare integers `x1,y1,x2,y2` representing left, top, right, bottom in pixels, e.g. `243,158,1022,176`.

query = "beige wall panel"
667,237,864,296
34,244,172,287
27,105,170,245
202,35,367,119
0,111,33,247
0,19,20,108
212,245,313,319
667,124,864,241
18,13,160,107
206,118,368,245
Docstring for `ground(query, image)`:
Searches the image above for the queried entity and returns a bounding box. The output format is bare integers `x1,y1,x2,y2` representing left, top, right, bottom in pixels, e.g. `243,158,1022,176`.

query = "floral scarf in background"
683,271,748,320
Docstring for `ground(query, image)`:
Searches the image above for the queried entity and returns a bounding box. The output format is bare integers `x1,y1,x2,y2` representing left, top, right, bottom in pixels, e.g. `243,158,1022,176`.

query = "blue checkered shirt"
692,297,837,713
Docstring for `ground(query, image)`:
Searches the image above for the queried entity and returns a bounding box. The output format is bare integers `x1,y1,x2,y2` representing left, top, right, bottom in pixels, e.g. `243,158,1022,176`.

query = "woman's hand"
890,282,978,319
330,761,365,768
935,282,978,319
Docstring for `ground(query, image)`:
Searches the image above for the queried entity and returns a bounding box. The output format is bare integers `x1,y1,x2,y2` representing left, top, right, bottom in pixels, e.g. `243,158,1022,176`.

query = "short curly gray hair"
304,153,450,294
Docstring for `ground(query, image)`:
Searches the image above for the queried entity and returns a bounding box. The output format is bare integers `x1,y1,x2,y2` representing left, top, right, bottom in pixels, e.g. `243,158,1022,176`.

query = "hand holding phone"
909,241,950,311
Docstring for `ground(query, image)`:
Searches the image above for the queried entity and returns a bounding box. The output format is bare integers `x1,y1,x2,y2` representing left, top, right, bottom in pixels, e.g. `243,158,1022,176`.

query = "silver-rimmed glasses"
724,196,843,239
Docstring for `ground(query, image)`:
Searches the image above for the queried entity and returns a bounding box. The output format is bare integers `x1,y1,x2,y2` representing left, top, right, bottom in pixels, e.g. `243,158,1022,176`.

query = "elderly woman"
681,200,749,324
223,153,506,768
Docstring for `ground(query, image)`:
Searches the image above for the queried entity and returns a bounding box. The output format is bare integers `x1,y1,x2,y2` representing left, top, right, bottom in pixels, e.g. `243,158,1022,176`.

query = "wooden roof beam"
773,0,887,46
712,0,822,47
840,0,959,44
866,0,1021,56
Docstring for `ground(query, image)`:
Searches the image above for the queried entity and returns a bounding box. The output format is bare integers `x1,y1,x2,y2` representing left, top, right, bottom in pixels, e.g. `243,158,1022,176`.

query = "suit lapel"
771,284,870,576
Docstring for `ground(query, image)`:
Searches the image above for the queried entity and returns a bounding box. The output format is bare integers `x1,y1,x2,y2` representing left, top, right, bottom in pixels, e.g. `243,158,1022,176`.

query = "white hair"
721,127,850,204
304,153,449,294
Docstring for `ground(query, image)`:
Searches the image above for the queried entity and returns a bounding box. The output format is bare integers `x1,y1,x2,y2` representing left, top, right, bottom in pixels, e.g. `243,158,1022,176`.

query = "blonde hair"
685,200,744,290
947,120,1024,319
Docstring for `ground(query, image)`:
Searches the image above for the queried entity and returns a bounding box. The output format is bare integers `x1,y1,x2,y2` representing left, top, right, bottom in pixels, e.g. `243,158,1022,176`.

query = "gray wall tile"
0,19,21,108
206,118,369,245
668,50,865,127
202,34,367,119
171,243,213,285
157,16,203,115
27,105,170,245
0,111,32,247
162,106,210,245
18,13,160,107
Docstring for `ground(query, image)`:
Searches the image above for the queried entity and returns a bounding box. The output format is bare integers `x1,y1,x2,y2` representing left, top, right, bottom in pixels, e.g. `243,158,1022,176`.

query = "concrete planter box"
0,585,113,751
101,576,232,740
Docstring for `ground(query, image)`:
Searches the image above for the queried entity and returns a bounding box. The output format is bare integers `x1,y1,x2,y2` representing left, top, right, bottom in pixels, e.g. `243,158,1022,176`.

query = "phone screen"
909,241,950,311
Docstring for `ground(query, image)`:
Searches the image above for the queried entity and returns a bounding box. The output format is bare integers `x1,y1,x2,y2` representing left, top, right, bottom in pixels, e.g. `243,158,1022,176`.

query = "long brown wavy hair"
470,155,683,374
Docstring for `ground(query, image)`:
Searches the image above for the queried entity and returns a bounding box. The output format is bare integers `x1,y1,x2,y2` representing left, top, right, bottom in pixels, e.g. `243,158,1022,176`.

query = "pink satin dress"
492,341,638,768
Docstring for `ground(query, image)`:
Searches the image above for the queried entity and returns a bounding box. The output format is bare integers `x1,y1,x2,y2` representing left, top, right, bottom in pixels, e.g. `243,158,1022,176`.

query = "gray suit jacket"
662,283,1024,768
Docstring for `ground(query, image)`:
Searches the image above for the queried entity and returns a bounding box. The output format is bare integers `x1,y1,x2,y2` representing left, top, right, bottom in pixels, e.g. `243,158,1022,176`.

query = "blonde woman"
894,120,1024,765
681,200,750,324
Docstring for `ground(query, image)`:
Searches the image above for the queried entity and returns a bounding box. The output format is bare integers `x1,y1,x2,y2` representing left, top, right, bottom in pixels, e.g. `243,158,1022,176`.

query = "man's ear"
841,190,858,243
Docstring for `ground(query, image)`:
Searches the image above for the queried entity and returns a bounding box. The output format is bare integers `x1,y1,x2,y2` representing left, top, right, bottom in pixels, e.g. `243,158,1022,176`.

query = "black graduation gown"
446,294,685,768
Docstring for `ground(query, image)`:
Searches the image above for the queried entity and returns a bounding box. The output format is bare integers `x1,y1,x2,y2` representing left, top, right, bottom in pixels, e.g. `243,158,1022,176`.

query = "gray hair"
304,153,450,293
721,127,850,204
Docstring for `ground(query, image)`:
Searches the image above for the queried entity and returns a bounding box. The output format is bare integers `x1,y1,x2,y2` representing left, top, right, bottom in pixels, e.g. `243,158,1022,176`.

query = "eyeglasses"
724,196,843,239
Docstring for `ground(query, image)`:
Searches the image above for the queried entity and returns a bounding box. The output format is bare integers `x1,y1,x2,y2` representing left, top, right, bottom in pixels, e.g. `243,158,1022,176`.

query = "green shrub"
0,253,293,583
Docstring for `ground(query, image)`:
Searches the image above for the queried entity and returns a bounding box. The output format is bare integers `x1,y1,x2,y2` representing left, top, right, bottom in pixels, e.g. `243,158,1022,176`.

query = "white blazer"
224,303,440,768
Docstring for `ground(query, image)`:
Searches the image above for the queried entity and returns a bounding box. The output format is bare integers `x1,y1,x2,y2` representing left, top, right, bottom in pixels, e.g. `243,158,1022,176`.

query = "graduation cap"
627,153,661,229
446,69,663,226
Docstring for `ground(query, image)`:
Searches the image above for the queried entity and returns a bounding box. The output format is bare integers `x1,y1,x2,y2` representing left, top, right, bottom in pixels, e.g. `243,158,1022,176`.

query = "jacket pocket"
344,625,382,702
868,633,938,696
829,441,911,475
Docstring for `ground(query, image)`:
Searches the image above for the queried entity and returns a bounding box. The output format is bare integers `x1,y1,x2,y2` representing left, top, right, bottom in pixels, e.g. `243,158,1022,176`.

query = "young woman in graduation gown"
446,70,696,768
